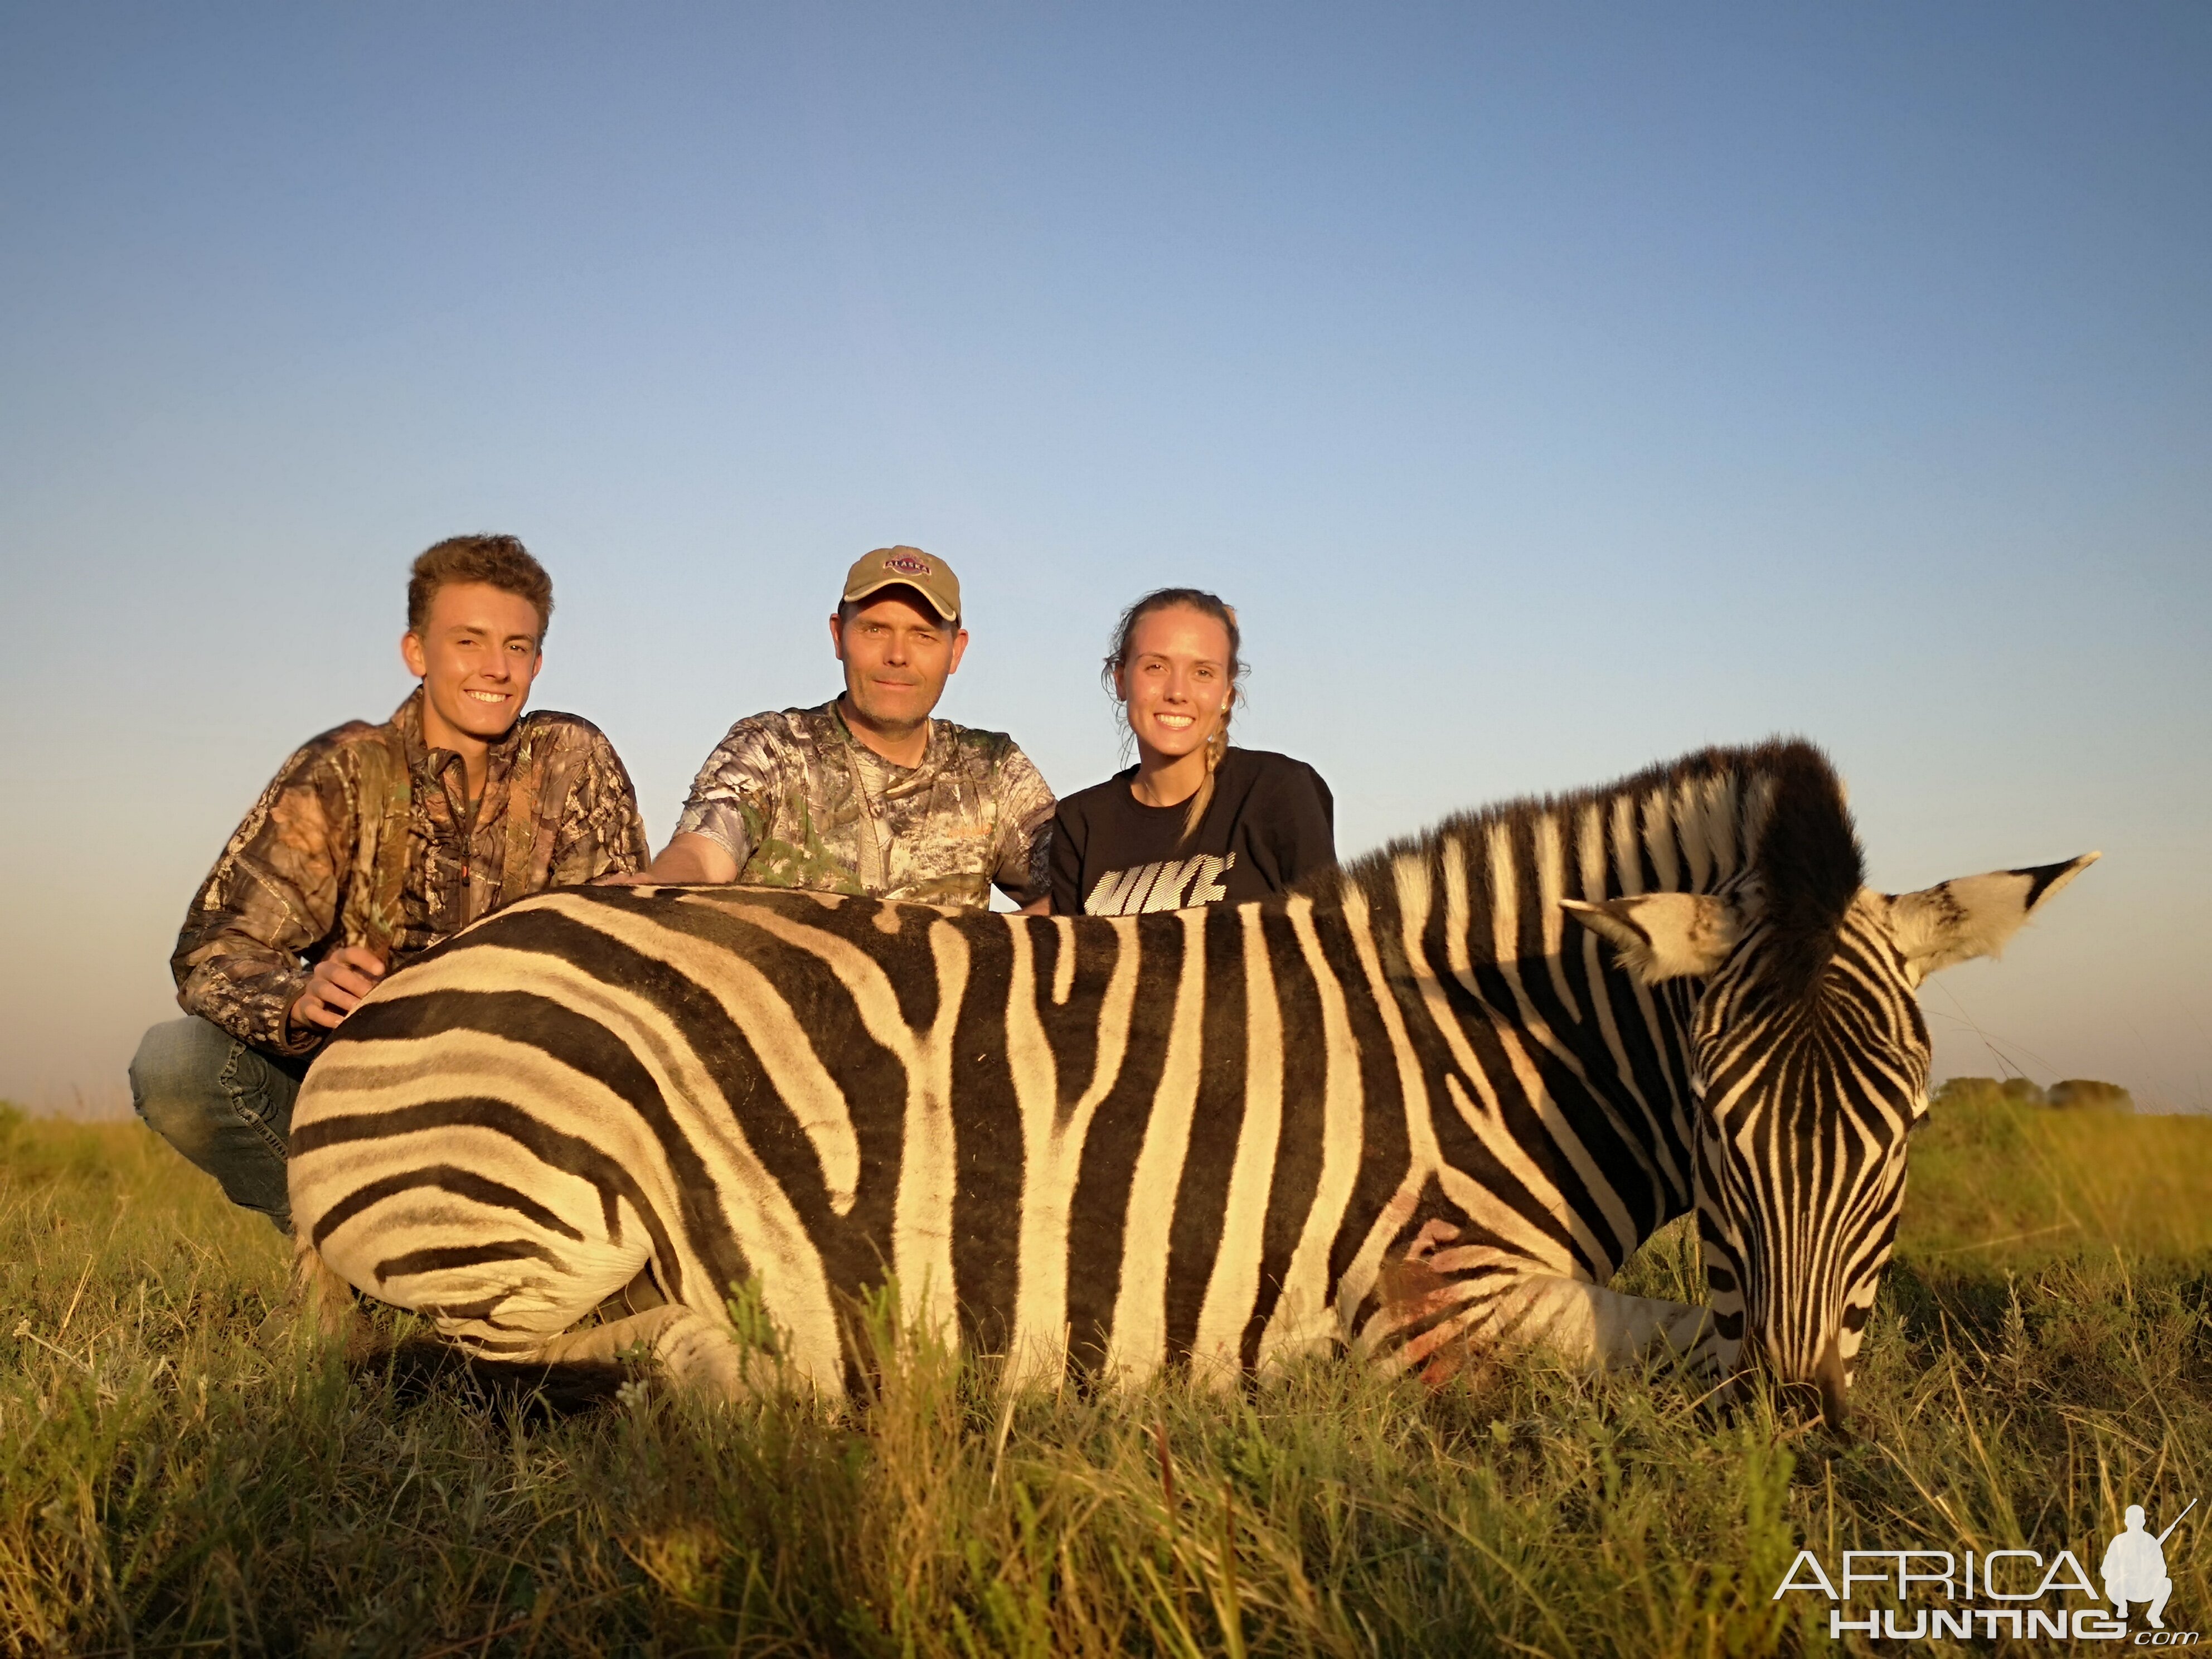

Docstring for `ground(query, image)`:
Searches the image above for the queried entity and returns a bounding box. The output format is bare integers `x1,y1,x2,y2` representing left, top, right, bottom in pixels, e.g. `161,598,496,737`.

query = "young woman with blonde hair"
1049,587,1335,916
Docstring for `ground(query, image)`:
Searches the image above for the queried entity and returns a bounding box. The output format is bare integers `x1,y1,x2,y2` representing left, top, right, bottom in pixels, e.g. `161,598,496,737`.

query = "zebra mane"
1321,738,1865,993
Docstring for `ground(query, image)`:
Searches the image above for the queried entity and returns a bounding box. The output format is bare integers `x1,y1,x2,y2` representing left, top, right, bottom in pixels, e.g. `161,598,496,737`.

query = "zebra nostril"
1774,1377,1825,1420
1739,1333,1851,1433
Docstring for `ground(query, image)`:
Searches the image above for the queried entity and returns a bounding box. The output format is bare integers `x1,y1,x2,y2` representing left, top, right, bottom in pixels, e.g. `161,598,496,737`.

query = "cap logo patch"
884,554,932,575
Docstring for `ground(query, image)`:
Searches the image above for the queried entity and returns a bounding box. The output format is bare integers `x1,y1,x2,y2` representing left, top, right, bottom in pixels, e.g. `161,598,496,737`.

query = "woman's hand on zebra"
289,946,387,1034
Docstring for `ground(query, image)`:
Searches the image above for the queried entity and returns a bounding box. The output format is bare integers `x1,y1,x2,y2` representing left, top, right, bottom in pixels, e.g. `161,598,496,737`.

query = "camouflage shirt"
173,689,649,1056
674,701,1054,909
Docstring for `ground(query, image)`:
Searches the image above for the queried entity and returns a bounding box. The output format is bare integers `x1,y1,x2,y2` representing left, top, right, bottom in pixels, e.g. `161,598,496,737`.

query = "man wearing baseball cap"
627,545,1055,908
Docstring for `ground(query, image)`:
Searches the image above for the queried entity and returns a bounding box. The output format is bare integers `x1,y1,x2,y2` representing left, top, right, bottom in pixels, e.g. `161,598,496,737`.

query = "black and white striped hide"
288,739,2094,1417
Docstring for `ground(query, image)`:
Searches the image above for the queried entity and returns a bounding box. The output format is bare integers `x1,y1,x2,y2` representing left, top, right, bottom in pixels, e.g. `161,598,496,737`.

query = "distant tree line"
1933,1076,2134,1112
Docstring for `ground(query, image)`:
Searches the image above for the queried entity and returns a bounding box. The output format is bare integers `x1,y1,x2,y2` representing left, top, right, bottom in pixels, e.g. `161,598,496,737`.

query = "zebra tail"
280,1231,372,1358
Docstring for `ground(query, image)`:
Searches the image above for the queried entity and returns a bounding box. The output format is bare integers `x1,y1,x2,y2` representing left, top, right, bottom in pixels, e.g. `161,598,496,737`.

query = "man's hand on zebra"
595,831,740,888
288,945,387,1034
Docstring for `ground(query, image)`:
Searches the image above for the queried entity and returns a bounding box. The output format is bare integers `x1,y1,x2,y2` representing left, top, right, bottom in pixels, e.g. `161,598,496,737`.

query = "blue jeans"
130,1016,311,1233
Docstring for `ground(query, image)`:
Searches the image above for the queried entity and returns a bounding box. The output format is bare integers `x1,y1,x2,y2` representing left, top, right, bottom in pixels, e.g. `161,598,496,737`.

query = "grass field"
3,1093,2208,1657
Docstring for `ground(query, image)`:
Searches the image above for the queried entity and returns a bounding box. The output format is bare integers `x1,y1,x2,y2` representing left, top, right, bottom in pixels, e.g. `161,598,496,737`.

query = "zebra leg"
594,1265,668,1319
509,1303,753,1402
1491,1274,1714,1371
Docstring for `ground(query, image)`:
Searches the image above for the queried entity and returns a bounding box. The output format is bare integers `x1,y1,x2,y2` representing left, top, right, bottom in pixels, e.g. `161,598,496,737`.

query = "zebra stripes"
288,741,2093,1418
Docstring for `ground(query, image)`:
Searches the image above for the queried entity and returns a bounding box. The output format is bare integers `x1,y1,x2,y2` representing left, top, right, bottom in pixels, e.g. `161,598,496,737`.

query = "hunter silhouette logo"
1772,1498,2197,1643
2105,1501,2192,1631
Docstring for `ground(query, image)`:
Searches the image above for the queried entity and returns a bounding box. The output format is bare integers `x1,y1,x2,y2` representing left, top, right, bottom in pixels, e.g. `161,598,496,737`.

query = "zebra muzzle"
1813,1332,1849,1434
1739,1329,1852,1434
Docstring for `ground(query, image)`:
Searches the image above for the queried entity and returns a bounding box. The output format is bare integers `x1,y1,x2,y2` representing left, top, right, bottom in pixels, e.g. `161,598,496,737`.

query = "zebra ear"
1560,892,1743,983
1889,853,2099,982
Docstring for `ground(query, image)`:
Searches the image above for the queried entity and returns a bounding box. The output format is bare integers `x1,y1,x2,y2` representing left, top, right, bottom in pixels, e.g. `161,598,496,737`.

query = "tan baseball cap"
841,545,962,624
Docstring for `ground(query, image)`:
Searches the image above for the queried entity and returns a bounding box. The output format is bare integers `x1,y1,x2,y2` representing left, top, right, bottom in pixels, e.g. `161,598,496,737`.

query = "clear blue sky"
3,3,2206,1112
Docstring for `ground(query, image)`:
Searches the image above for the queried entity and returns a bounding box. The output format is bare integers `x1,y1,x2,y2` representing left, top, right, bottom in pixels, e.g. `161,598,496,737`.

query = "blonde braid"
1178,703,1231,846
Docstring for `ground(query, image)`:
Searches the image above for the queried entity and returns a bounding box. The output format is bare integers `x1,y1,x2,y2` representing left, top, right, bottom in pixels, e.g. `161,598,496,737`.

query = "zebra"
286,740,2093,1424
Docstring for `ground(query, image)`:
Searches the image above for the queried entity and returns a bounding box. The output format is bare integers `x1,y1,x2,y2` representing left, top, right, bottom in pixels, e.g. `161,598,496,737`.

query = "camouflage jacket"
173,690,649,1055
674,701,1054,909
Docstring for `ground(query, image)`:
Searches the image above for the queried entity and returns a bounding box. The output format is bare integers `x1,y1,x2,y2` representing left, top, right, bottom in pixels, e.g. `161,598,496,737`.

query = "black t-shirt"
1049,748,1337,916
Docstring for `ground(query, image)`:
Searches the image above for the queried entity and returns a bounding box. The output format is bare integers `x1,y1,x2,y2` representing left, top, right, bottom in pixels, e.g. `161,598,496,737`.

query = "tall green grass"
2,1097,2208,1656
1901,1085,2212,1265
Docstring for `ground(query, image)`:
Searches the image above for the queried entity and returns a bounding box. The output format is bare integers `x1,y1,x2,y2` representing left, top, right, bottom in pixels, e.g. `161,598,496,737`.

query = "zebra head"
1563,757,2096,1430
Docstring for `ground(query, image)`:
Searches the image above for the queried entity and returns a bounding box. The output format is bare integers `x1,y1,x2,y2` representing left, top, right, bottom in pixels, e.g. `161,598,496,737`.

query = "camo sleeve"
171,732,367,1056
547,725,651,884
992,741,1057,905
672,716,793,870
